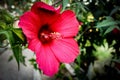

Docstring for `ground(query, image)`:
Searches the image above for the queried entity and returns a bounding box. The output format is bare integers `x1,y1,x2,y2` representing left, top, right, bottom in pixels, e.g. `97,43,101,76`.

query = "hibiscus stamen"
39,31,62,44
38,24,63,44
50,32,63,39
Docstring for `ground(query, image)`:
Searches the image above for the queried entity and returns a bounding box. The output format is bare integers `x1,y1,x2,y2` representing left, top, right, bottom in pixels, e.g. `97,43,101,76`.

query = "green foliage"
12,28,25,42
62,0,69,11
0,9,26,69
96,17,117,28
29,58,39,70
0,27,26,69
96,16,120,35
93,40,113,61
0,9,14,24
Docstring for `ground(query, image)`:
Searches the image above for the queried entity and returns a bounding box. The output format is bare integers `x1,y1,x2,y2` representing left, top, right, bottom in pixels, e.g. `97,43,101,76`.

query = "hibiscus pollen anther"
39,32,62,44
50,32,63,40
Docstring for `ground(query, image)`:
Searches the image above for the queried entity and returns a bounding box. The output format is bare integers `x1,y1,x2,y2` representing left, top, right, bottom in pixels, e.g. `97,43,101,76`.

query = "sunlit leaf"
41,0,52,5
93,41,113,61
12,28,25,41
0,22,6,29
76,54,81,65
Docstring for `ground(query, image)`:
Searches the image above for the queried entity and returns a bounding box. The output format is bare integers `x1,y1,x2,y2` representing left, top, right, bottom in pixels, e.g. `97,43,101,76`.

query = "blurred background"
0,0,120,80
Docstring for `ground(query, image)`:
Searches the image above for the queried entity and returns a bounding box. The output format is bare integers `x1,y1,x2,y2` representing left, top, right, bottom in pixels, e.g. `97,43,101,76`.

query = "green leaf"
5,31,25,70
62,0,69,11
0,9,14,24
6,31,20,69
96,16,117,28
76,54,81,65
34,63,38,70
0,22,6,29
104,26,118,35
12,28,25,41
0,30,9,46
29,58,36,62
0,30,7,34
110,6,120,16
8,55,13,62
93,41,113,61
12,44,24,70
44,0,52,4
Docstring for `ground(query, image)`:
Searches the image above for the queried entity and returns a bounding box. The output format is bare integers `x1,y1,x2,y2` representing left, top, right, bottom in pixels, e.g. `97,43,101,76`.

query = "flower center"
38,25,62,44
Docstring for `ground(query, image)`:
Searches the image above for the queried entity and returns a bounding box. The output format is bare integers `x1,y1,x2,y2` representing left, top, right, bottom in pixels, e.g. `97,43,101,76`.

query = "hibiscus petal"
19,11,40,29
19,22,38,39
51,10,79,37
28,39,40,51
19,11,41,39
31,1,60,13
50,38,80,63
31,2,60,25
35,44,59,76
55,5,62,13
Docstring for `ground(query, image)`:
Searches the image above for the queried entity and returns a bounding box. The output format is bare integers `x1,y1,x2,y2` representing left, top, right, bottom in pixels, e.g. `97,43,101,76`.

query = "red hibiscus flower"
19,1,80,76
112,28,120,34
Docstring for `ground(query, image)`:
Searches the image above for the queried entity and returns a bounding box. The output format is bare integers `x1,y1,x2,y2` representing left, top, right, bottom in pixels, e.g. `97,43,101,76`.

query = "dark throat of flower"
38,24,62,44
